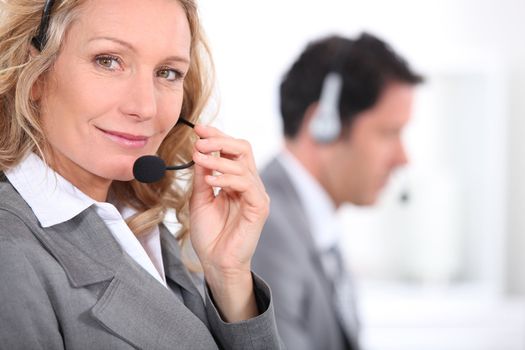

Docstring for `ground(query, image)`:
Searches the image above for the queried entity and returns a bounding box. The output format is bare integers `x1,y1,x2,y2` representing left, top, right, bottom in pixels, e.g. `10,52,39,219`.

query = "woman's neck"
42,150,111,202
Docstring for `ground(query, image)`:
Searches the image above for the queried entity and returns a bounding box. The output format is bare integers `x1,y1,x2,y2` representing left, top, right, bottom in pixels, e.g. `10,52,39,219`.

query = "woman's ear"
31,79,43,102
29,44,40,57
29,46,43,101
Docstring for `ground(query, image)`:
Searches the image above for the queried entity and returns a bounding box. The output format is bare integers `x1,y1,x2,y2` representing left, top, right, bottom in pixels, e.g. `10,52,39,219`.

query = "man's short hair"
280,32,424,138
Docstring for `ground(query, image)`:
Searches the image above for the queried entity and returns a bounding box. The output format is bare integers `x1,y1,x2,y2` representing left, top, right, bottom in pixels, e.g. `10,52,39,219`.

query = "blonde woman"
0,0,283,349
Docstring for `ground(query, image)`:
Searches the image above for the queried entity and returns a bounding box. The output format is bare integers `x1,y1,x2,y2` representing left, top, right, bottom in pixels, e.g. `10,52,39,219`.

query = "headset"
309,72,343,143
32,0,55,52
308,44,350,144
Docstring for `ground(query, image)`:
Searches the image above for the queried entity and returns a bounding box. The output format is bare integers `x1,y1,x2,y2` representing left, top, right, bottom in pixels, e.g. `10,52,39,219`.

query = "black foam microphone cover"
133,155,166,183
399,190,410,204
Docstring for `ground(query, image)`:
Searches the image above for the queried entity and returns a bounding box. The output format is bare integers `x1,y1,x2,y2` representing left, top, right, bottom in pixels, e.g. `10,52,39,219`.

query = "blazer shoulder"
0,181,40,243
0,177,27,213
260,158,286,189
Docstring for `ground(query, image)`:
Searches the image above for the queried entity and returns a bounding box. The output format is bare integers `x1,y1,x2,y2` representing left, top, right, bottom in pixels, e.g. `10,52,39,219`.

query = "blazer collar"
4,152,97,228
0,175,116,286
160,226,203,297
1,171,199,292
0,177,217,349
265,158,337,286
264,158,316,250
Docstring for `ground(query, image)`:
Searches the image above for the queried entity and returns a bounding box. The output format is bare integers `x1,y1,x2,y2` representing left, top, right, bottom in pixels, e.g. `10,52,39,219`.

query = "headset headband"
32,0,56,51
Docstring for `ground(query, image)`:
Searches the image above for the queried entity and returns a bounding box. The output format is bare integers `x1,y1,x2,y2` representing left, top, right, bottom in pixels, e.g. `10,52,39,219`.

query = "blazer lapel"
160,226,209,327
1,188,118,288
267,159,356,346
266,159,328,271
91,253,216,350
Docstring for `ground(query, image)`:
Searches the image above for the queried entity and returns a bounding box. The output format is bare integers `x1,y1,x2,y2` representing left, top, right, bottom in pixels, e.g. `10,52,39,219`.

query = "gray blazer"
0,174,284,350
252,158,358,350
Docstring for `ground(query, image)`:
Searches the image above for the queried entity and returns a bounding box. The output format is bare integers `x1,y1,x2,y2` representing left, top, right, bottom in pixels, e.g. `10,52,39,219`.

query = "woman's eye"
95,56,120,70
157,68,182,82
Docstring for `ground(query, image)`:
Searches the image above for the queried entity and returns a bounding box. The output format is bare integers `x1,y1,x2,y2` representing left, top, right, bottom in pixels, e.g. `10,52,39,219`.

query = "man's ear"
301,102,320,142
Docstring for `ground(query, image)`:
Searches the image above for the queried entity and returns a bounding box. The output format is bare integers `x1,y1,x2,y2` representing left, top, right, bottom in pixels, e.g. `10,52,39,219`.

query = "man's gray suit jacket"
0,173,284,350
252,158,358,350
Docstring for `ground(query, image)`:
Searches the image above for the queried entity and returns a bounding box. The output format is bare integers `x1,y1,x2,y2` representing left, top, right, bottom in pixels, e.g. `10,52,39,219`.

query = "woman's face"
38,0,191,187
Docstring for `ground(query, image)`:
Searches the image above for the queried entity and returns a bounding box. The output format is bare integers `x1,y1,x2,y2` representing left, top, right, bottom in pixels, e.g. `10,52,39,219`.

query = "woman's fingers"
193,150,265,194
205,173,269,213
192,123,266,203
193,124,227,139
195,137,253,160
193,151,245,177
194,125,256,171
191,160,216,207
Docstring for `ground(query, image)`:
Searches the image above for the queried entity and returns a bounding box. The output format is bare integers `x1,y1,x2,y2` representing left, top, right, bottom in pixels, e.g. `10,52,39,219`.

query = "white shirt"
5,153,167,287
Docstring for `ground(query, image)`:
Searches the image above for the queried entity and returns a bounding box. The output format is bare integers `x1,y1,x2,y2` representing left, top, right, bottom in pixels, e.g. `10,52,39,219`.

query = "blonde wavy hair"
0,0,214,249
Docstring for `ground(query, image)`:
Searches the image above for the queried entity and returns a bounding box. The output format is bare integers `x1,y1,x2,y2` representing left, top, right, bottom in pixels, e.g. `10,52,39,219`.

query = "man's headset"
309,72,343,143
308,45,350,144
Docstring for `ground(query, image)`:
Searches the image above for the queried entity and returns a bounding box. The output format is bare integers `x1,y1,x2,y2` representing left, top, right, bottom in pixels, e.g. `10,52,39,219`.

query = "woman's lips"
97,127,149,148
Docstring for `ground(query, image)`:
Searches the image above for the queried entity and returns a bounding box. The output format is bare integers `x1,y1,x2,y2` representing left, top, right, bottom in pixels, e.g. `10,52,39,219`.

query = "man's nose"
396,141,409,167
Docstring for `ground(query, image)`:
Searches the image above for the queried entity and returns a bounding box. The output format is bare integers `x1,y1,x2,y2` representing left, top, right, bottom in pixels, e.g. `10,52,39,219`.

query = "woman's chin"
96,161,136,182
112,167,136,182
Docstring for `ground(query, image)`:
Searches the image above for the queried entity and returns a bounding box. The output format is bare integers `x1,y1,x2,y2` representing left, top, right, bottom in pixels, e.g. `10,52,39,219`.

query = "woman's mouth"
96,127,149,149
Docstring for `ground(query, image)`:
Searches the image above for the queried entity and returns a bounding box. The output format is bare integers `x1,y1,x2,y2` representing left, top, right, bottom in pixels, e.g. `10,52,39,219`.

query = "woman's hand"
189,124,270,322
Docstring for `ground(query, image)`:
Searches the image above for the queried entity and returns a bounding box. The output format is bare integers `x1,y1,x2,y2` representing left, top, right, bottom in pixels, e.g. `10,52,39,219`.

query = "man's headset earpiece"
309,72,343,143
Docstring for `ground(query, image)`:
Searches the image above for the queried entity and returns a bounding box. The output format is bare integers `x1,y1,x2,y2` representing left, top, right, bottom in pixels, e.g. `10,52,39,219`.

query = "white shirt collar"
5,152,166,287
277,150,342,252
5,152,96,227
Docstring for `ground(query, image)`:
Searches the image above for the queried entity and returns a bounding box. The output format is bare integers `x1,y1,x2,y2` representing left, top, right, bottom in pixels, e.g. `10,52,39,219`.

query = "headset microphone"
133,155,194,183
309,72,343,143
397,169,411,204
133,118,195,183
399,189,410,204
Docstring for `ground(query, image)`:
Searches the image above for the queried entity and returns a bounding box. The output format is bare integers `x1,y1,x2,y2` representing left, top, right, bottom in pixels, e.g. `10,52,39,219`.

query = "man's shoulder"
257,158,312,252
260,157,285,185
260,157,297,200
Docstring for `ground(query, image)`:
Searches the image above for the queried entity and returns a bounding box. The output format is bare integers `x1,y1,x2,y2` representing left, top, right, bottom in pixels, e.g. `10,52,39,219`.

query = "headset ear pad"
309,72,343,143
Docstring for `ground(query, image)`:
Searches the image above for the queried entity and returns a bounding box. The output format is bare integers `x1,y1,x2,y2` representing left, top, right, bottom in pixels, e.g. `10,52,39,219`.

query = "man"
252,33,423,350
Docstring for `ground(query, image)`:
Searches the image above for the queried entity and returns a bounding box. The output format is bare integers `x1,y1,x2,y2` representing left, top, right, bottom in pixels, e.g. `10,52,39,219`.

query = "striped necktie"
320,244,361,349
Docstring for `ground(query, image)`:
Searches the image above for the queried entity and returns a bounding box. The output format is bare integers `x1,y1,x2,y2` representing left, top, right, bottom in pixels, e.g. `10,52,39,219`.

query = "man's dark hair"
280,32,424,138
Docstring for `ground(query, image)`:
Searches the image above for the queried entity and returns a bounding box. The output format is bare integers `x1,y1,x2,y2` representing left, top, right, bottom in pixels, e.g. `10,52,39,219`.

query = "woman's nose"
121,71,158,121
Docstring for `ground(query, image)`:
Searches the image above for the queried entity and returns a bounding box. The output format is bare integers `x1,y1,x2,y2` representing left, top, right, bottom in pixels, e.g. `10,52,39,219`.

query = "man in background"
252,32,423,350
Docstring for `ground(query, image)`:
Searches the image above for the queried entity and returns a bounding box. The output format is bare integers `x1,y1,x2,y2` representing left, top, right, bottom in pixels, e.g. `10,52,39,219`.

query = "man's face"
322,82,414,206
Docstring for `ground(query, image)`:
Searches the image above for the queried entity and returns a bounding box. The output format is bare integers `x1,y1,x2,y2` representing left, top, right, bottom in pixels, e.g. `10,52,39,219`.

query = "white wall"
198,0,524,287
197,0,525,348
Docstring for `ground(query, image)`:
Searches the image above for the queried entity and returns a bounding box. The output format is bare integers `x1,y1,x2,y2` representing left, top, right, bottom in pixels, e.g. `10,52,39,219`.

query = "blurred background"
197,0,525,349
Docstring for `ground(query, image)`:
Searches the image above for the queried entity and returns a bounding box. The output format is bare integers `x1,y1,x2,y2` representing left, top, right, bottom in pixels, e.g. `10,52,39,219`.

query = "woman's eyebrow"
88,36,135,51
88,36,190,64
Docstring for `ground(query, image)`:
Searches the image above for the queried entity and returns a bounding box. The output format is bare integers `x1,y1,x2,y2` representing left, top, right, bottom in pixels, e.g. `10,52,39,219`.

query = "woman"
0,0,282,349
